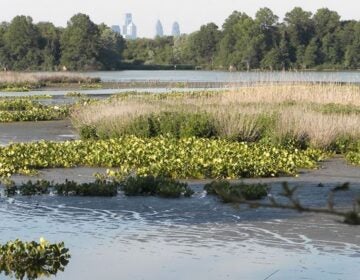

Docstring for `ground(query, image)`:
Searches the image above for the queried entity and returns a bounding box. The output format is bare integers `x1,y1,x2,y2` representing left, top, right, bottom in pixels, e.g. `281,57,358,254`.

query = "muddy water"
0,182,359,280
0,120,78,145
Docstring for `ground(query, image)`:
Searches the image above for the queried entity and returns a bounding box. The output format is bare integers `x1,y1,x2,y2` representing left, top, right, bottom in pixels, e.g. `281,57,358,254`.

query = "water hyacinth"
0,136,326,179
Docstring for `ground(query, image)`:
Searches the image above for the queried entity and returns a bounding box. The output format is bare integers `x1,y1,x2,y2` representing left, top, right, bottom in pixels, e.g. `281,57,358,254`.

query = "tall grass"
0,72,100,86
71,83,360,149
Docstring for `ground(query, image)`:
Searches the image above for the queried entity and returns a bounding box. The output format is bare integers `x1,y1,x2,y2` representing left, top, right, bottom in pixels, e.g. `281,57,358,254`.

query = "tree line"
0,7,360,71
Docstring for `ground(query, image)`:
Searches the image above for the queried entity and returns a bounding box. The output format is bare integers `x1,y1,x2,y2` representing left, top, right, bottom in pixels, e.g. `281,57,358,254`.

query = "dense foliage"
204,180,269,201
0,98,69,122
79,111,217,140
1,177,193,198
345,142,360,166
120,176,194,198
3,179,118,197
0,137,326,179
0,7,360,70
0,238,70,280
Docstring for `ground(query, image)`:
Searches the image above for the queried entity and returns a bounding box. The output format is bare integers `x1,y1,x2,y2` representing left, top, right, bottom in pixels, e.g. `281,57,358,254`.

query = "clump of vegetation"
0,72,100,88
2,179,118,197
0,137,326,179
72,85,360,152
345,141,360,166
204,180,269,201
55,179,118,197
1,177,194,198
120,175,194,198
19,180,51,196
79,125,99,139
0,98,69,122
79,111,217,140
0,238,70,280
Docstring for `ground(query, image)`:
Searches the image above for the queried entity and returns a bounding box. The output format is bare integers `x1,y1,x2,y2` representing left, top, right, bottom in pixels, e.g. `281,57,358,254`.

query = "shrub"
204,180,269,201
19,180,51,196
120,175,194,198
55,179,118,197
79,125,99,140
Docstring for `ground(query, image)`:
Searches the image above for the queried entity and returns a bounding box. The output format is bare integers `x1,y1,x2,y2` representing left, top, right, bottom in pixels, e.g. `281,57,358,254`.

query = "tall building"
123,13,137,40
111,25,121,35
172,22,180,37
155,20,164,37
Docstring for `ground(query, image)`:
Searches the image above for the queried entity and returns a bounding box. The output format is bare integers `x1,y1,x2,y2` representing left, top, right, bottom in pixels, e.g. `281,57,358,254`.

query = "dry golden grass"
0,72,100,84
223,83,360,105
72,83,360,148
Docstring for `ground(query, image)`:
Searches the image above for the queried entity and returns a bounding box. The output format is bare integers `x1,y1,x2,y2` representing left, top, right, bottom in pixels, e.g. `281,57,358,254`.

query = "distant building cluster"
111,13,181,39
155,20,181,38
111,13,137,39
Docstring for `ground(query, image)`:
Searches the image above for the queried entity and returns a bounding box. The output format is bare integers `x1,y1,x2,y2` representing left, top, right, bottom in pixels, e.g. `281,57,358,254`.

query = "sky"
2,0,360,38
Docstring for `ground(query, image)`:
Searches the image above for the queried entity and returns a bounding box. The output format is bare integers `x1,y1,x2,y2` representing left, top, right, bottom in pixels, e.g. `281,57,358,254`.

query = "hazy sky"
2,0,360,37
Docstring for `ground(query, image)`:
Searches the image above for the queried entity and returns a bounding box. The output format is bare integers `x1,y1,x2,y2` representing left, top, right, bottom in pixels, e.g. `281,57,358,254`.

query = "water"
0,183,359,280
0,120,77,145
85,70,360,83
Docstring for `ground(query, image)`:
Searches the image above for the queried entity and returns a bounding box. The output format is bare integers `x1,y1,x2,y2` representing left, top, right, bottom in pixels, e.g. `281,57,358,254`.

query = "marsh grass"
0,72,100,90
71,83,360,149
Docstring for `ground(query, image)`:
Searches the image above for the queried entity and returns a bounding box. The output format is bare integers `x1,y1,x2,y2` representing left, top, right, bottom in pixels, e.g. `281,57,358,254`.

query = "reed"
71,83,360,149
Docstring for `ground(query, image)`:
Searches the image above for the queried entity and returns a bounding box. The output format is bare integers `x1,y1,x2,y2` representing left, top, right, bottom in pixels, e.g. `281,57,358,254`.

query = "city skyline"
1,0,360,38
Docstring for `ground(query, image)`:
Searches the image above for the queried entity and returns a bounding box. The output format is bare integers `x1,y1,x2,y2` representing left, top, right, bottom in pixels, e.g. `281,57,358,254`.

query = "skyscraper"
123,13,137,40
155,20,164,37
172,22,180,37
111,25,121,35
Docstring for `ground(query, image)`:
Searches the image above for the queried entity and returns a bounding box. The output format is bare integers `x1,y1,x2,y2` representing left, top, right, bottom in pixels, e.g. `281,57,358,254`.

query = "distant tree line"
0,7,360,71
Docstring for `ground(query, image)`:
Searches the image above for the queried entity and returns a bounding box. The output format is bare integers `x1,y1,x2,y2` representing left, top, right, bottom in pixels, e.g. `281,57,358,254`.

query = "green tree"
2,16,42,70
216,11,247,68
37,22,61,70
303,38,320,68
284,7,314,65
255,7,279,52
261,47,282,70
60,13,101,70
344,22,360,68
217,12,266,70
187,23,221,67
98,24,125,70
313,8,342,66
0,22,9,69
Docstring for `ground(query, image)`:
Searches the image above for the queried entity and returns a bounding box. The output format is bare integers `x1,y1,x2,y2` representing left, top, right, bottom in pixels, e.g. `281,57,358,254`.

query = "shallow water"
84,70,360,83
0,183,359,280
0,120,78,145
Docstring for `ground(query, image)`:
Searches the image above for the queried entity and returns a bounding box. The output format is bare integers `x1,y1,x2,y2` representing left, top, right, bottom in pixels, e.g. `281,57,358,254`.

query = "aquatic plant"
0,137,326,179
204,180,269,201
0,98,69,122
346,151,360,166
2,179,118,197
0,238,70,280
120,175,194,198
55,179,118,197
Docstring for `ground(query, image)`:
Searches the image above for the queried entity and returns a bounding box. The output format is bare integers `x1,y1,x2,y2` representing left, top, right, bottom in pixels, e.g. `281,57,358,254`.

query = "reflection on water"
0,239,70,280
0,184,359,279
